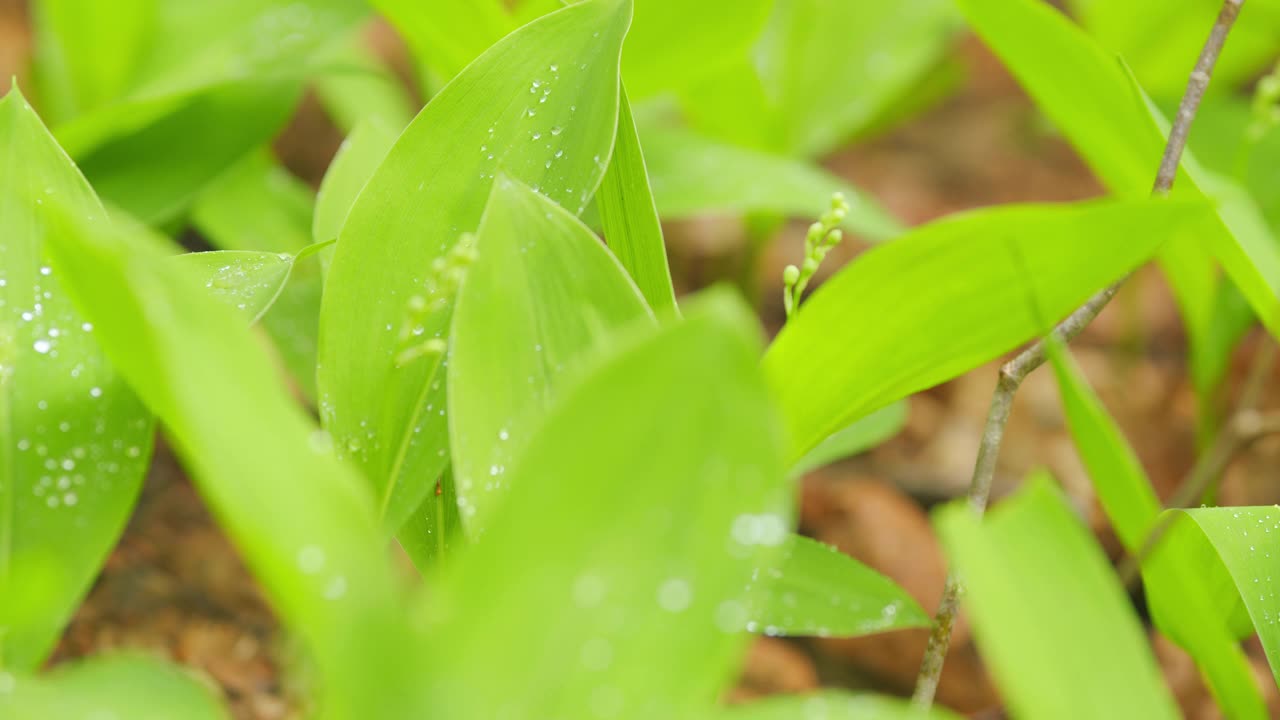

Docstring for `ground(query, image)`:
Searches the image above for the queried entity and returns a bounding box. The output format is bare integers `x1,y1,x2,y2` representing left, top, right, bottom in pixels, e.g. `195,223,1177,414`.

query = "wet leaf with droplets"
0,86,154,671
744,535,928,639
175,250,294,324
421,291,791,719
446,176,651,545
318,0,631,542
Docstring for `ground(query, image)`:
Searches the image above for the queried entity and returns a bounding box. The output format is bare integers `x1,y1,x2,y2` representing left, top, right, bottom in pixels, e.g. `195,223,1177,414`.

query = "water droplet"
297,545,326,574
32,339,51,354
657,578,692,613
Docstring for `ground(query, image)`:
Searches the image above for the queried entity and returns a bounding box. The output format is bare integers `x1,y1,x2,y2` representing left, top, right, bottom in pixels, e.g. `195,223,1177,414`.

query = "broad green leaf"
33,157,425,720
937,476,1180,720
955,0,1280,339
318,0,630,539
313,29,418,133
422,292,791,718
617,0,772,99
1049,342,1265,718
71,79,301,225
682,0,958,157
792,402,907,476
1069,0,1280,98
43,0,365,225
175,250,294,324
718,690,962,720
641,124,902,241
595,89,678,313
31,0,155,125
745,535,927,638
1167,506,1280,685
191,151,324,398
449,177,651,540
0,87,154,671
763,198,1210,461
1,654,228,720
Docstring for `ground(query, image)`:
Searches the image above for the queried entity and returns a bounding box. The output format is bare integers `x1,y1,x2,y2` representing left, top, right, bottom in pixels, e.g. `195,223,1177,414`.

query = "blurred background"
2,0,1279,717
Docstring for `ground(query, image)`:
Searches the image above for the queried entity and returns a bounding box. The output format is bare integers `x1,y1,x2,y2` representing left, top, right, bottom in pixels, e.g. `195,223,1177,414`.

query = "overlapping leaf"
763,198,1211,461
448,177,651,541
1,654,228,720
955,0,1280,339
937,477,1181,720
24,100,424,719
422,292,791,719
744,535,927,638
0,87,153,671
318,0,631,537
1050,343,1265,718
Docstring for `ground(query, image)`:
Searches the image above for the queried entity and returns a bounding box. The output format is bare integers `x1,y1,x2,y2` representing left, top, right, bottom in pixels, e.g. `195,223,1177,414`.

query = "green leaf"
1049,342,1266,718
641,124,902,241
936,476,1181,720
1,654,228,720
175,250,294,324
1166,506,1280,685
31,0,156,124
954,0,1280,340
29,136,425,720
618,0,772,100
42,0,365,225
717,690,962,720
448,176,651,540
191,151,324,399
595,89,678,314
746,535,928,638
318,0,630,539
1068,0,1280,98
0,87,154,671
764,198,1210,461
791,402,907,476
422,291,791,718
681,0,958,157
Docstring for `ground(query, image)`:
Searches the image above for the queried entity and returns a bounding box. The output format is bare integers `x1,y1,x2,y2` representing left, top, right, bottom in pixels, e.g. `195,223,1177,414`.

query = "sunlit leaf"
318,0,630,539
791,402,907,476
718,690,962,720
595,89,677,313
422,291,791,718
1068,0,1280,98
1049,342,1266,718
1165,506,1280,686
937,476,1180,720
681,0,958,157
32,143,426,720
763,198,1211,461
191,151,324,398
176,251,293,324
745,535,927,638
641,124,901,241
448,176,651,541
955,0,1280,340
1,654,228,720
0,87,154,671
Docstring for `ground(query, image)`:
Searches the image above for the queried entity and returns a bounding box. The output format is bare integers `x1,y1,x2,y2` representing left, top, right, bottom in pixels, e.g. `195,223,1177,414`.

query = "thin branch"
911,0,1247,709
